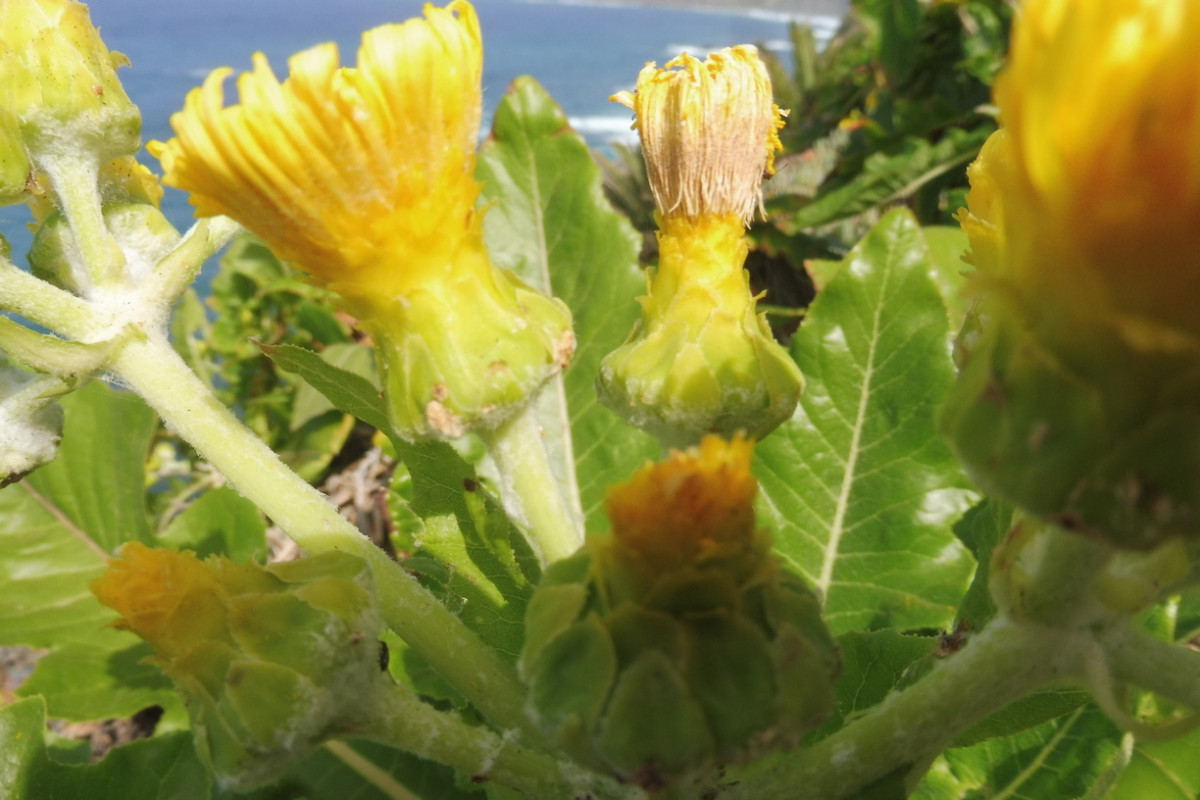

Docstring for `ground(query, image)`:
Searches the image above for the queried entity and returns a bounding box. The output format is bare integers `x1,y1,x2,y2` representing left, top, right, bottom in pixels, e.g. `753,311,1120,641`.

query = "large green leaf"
0,697,207,800
756,210,976,635
815,629,936,738
0,383,176,720
914,706,1126,800
476,76,658,533
220,740,478,800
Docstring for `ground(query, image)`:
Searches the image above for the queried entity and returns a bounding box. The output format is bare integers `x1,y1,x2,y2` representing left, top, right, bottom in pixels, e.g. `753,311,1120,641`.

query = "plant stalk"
110,331,539,740
481,402,584,564
723,617,1088,800
355,686,634,800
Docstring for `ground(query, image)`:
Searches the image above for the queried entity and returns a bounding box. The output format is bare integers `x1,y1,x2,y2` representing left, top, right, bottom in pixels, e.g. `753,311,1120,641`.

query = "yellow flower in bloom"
605,433,757,571
153,2,573,440
599,48,801,447
151,1,481,307
945,0,1200,549
961,0,1200,344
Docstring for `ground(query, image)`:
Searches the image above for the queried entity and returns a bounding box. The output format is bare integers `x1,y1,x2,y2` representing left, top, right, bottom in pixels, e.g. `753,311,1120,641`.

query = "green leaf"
158,485,267,563
951,689,1093,749
476,76,658,533
221,740,478,800
0,383,177,720
1,697,208,800
15,641,180,723
259,342,390,435
921,225,971,329
817,629,936,736
24,380,156,551
290,342,378,431
913,706,1126,800
775,128,991,233
1108,726,1200,800
756,210,976,635
389,441,540,664
952,498,1013,631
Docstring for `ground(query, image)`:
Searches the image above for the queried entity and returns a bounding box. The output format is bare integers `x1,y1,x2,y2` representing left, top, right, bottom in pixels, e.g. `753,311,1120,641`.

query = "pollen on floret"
606,433,758,571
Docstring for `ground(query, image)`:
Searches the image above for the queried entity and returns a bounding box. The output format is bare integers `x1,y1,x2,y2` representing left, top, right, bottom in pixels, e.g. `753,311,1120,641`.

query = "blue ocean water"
1,0,844,275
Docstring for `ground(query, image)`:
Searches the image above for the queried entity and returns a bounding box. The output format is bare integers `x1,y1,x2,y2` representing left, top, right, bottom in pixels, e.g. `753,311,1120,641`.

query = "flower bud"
942,0,1200,549
0,0,140,161
599,47,801,447
30,199,180,293
91,544,392,791
520,436,839,788
151,1,573,441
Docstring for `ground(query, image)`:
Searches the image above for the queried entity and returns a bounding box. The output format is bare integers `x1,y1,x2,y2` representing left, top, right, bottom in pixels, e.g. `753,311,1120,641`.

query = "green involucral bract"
520,496,839,787
91,545,394,791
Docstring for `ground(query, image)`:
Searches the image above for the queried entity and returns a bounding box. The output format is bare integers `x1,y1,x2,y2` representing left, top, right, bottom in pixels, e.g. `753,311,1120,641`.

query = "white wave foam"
569,115,639,142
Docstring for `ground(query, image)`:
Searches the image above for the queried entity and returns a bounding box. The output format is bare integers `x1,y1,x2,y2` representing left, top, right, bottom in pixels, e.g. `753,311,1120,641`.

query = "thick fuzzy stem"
724,617,1091,800
110,332,538,739
481,402,584,564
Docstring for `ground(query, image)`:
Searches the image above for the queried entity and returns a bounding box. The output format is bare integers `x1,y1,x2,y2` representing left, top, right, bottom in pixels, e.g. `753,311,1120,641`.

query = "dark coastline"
565,0,851,19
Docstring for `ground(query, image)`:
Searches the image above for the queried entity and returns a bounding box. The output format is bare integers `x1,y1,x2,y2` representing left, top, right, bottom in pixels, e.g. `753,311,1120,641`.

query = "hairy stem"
1103,623,1200,711
481,402,584,564
111,332,539,739
724,617,1089,800
355,686,634,800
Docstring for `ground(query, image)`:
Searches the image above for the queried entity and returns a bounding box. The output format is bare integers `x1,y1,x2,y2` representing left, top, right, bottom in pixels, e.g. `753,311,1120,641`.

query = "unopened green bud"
0,0,140,161
0,358,63,486
91,544,391,791
521,436,839,788
30,198,180,293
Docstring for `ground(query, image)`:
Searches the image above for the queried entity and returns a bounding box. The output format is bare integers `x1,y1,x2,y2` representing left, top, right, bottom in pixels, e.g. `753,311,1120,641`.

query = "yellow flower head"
612,46,785,224
966,0,1200,341
605,434,758,571
90,542,250,659
151,1,483,308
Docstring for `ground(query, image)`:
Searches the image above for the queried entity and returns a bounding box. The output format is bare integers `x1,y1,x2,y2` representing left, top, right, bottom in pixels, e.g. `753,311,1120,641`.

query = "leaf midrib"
818,257,891,597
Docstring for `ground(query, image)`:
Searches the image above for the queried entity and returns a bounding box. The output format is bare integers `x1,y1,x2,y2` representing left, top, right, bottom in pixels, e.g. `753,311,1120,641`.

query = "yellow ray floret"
606,434,758,570
150,1,482,305
612,46,785,224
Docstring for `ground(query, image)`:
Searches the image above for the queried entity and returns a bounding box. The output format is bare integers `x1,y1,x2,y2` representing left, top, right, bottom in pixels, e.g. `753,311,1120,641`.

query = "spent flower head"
613,46,785,224
599,46,800,447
